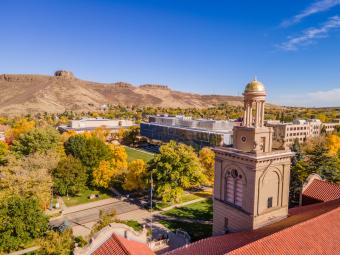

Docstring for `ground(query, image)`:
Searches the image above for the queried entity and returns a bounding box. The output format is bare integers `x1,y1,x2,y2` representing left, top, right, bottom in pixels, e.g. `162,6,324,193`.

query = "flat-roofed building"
267,119,339,149
58,118,135,133
140,115,239,149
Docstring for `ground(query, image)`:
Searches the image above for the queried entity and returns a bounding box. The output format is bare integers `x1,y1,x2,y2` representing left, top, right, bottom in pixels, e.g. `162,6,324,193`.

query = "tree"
5,118,35,144
199,147,215,185
11,127,60,156
0,151,58,208
122,126,140,145
92,160,117,188
0,196,48,253
306,141,340,183
0,141,9,165
123,159,147,191
92,145,128,188
64,135,111,171
38,229,74,255
326,134,340,157
53,156,87,196
147,141,205,203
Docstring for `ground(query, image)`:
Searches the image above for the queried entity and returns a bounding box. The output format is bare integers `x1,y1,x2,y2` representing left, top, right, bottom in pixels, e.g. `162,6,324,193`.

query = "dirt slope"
0,71,243,115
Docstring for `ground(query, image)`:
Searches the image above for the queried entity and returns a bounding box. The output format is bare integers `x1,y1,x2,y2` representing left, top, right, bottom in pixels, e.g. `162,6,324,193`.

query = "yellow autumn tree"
5,118,35,144
109,144,128,171
92,144,128,188
326,134,340,156
92,160,117,188
199,147,215,185
123,159,147,191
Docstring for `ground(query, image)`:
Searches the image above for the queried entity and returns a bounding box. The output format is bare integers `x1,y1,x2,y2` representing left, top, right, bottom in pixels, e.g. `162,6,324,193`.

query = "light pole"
150,171,154,240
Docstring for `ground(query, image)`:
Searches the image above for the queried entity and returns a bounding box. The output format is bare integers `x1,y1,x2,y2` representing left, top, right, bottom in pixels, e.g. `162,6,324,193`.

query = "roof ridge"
227,205,340,254
111,234,131,255
313,179,340,187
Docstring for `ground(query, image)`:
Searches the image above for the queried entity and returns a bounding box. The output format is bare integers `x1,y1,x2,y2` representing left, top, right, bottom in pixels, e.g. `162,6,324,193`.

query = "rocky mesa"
0,70,243,115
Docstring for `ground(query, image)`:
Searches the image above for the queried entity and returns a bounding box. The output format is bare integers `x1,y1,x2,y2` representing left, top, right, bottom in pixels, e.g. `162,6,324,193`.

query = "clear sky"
1,0,340,107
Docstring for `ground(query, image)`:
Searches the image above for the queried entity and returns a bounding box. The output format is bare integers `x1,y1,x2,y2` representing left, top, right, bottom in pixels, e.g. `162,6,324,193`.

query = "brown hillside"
0,71,243,115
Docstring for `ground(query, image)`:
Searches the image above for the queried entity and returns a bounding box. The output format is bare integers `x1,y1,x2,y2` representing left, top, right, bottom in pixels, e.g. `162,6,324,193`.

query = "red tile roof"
167,199,340,255
303,179,340,202
92,233,155,255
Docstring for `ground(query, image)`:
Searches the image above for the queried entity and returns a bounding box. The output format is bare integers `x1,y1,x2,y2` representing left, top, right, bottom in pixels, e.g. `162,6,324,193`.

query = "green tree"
147,141,205,203
53,156,87,196
38,229,74,255
11,127,60,156
307,142,340,183
122,126,140,145
64,135,111,171
0,196,48,253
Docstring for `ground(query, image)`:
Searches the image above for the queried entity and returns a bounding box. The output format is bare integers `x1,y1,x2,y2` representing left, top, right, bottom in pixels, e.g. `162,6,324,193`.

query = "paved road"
50,200,140,227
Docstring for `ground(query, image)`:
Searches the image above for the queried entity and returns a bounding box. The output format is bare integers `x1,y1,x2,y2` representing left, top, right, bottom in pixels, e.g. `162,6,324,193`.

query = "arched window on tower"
225,169,243,208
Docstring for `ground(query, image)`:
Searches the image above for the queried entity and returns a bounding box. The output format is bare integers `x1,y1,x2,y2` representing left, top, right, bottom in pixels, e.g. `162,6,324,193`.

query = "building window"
267,197,273,208
225,170,243,208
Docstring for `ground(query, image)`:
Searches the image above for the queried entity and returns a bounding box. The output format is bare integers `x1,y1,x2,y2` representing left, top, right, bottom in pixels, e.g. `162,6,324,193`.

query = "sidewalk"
62,197,121,214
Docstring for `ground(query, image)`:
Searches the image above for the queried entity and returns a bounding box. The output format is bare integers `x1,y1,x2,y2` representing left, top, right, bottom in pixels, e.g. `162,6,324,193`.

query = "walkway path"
158,197,207,212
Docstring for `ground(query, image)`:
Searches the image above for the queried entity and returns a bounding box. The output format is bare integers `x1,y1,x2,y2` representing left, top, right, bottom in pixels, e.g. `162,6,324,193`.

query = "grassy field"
62,187,112,207
125,146,154,162
159,199,213,241
161,199,213,221
155,190,212,210
159,220,212,242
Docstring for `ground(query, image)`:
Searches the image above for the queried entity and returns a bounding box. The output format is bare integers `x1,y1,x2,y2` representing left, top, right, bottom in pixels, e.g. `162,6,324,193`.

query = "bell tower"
212,79,293,235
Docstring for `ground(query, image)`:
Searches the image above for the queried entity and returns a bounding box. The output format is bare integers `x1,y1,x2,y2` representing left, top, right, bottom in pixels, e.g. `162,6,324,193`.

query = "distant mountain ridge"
0,71,244,115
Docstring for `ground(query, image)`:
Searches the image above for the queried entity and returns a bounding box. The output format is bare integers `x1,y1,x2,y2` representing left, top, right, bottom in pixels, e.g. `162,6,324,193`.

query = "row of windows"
288,132,308,136
287,126,307,131
285,137,305,142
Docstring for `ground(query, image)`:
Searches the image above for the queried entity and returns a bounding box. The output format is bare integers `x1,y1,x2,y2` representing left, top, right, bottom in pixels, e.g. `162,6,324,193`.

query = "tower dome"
244,79,266,93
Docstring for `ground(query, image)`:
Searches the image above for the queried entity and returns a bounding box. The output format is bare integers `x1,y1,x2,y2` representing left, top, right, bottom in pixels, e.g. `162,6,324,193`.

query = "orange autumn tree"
5,118,35,144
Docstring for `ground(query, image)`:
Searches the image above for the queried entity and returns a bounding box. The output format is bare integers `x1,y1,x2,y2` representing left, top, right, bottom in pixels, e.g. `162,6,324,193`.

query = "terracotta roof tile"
92,233,155,255
303,179,340,202
167,199,340,255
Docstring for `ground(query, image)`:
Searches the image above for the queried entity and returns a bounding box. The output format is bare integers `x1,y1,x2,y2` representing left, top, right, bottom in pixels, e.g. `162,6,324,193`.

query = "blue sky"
1,0,340,107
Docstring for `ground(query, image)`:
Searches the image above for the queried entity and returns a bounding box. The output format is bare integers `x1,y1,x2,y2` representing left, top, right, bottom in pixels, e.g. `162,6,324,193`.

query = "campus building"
267,118,339,149
167,79,340,255
140,115,238,149
58,118,135,133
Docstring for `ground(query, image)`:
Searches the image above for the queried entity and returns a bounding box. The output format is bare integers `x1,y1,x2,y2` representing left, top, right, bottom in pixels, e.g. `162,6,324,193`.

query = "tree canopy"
123,159,147,191
53,155,87,196
64,135,111,170
0,196,48,253
147,141,205,202
11,127,60,156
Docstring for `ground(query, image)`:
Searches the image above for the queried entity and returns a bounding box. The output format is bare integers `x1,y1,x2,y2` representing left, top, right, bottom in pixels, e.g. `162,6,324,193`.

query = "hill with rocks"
0,71,244,115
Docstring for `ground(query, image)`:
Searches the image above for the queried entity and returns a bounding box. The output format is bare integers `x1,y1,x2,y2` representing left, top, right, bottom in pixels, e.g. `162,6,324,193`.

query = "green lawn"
161,199,213,221
125,146,154,162
62,188,112,207
155,191,212,210
122,220,143,232
159,220,212,242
